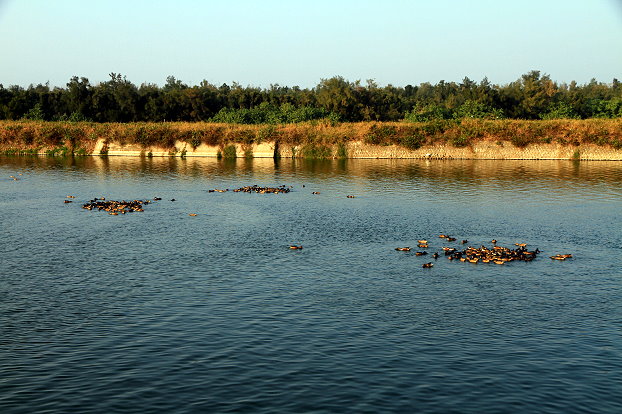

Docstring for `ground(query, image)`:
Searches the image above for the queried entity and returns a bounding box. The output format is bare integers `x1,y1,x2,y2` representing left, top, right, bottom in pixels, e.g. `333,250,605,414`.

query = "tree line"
1,71,621,123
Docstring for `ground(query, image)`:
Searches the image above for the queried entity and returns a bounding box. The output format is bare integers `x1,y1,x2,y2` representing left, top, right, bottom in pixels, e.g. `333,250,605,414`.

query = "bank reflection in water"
2,155,622,199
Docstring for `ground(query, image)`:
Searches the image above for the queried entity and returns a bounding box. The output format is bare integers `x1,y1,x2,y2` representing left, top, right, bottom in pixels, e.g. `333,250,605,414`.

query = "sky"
0,0,621,89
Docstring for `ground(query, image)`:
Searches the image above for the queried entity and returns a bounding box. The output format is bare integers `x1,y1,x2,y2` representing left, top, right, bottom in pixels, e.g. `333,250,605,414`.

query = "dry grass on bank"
1,119,621,155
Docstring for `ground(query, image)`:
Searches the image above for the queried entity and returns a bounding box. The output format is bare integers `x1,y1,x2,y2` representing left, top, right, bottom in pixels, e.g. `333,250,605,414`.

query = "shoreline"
2,139,621,160
1,120,622,160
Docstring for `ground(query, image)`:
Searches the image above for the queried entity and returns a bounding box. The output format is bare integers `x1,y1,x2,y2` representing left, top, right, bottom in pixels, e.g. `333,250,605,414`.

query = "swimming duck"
189,213,197,216
395,247,411,251
415,251,428,256
432,252,439,259
550,254,572,260
289,245,303,250
418,240,427,244
422,262,433,268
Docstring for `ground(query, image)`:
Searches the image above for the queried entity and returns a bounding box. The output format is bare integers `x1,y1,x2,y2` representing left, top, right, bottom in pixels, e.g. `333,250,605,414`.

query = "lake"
1,155,621,413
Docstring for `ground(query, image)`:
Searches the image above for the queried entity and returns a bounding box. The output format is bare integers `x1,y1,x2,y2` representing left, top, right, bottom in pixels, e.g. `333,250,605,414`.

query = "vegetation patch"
300,143,333,159
1,118,622,158
222,144,237,159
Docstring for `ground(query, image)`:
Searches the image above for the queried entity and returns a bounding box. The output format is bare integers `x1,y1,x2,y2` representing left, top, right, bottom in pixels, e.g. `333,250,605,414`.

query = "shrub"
222,144,237,158
511,135,531,148
336,142,347,158
300,143,332,159
22,103,45,121
405,103,451,122
454,100,505,120
401,134,425,150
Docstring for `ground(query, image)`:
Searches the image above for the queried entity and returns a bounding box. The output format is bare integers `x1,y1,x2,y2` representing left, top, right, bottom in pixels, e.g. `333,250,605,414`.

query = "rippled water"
1,156,621,413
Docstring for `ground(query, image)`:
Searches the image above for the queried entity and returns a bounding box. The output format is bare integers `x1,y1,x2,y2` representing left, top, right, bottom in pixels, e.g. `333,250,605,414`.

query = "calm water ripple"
1,156,621,413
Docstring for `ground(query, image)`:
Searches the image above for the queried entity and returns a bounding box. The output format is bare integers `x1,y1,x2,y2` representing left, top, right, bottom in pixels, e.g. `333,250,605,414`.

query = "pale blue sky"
1,0,621,88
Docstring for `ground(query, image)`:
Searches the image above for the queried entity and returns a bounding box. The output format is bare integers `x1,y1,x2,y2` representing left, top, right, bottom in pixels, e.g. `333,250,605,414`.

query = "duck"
550,254,572,260
461,240,468,244
422,262,433,268
432,252,439,259
418,240,427,244
447,237,457,242
491,239,497,244
289,245,303,250
395,247,411,251
189,213,197,216
418,244,428,248
346,195,355,198
312,192,320,195
66,195,75,199
64,200,72,203
415,251,428,256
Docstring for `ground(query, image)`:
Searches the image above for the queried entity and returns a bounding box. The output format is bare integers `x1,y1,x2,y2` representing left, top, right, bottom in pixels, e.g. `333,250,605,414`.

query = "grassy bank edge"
1,119,621,157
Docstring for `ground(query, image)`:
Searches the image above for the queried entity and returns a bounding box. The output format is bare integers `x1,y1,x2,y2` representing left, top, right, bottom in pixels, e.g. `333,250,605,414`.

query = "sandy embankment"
90,139,622,160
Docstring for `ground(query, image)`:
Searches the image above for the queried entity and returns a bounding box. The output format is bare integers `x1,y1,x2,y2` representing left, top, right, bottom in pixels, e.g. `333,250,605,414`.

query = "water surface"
1,156,621,413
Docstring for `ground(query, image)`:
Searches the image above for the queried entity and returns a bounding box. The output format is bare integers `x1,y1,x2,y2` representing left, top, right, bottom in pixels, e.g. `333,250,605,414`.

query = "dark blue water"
1,156,621,413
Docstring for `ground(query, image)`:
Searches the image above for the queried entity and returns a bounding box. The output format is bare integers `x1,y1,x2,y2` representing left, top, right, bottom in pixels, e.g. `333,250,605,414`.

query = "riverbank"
1,119,621,160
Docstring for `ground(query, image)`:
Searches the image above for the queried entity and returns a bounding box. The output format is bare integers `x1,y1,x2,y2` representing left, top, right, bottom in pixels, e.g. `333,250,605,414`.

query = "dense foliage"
1,71,621,123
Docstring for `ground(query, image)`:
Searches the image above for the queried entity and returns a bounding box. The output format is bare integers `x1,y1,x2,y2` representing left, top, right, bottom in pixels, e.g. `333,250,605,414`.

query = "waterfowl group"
82,198,150,214
393,233,565,270
232,185,291,194
444,244,541,264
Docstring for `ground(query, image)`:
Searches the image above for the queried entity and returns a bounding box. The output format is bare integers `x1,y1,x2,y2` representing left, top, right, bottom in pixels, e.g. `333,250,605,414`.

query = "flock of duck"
208,185,355,198
57,182,573,266
80,197,151,215
391,234,572,268
209,185,292,194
